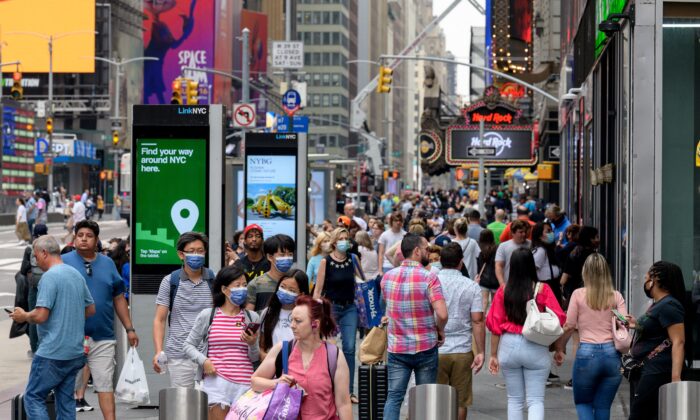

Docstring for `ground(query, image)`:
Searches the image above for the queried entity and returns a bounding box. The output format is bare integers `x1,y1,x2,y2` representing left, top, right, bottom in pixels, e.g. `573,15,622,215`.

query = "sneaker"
545,379,553,386
564,379,573,390
548,372,560,382
76,398,94,412
75,399,83,413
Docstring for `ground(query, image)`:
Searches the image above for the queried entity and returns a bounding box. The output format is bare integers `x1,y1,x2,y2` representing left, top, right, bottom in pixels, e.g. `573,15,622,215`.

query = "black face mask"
644,279,654,299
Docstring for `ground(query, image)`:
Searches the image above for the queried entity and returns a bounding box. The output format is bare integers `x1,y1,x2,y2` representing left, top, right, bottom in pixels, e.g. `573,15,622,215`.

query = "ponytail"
295,295,337,339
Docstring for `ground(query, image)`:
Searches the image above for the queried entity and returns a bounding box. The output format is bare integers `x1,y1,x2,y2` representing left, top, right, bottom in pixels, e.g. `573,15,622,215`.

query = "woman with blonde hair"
554,253,627,420
306,231,331,290
314,227,363,403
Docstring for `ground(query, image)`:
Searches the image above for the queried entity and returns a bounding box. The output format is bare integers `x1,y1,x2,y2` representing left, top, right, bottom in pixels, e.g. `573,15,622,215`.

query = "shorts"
169,357,199,389
202,375,249,408
437,352,474,408
75,339,116,393
480,286,498,293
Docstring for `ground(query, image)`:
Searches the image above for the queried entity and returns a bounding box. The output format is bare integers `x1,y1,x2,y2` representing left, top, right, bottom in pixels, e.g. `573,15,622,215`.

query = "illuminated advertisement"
309,171,325,225
447,127,535,166
0,0,95,73
134,138,207,264
509,0,532,43
245,155,297,240
1,106,35,194
143,0,215,104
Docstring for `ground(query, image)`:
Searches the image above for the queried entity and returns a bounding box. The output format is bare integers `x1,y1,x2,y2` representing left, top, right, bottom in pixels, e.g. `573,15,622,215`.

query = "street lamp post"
88,56,158,214
6,30,97,201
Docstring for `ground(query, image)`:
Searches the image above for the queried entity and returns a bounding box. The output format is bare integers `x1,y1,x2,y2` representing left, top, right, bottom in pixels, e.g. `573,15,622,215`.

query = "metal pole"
47,36,54,200
284,0,292,86
356,147,362,208
478,120,485,216
241,28,250,103
384,95,390,188
113,66,121,213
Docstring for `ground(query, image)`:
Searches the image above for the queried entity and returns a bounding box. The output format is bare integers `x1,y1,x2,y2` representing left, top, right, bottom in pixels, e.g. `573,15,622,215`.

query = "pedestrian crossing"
0,258,22,271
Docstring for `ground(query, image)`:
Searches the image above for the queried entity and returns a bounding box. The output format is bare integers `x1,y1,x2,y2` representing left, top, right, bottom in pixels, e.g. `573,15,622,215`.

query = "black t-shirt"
562,246,594,296
322,254,356,303
631,295,685,374
234,254,271,283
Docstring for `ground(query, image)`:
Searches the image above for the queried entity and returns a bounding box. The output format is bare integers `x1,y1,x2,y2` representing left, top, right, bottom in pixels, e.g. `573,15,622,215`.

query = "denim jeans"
499,333,551,420
332,303,358,394
25,354,86,420
384,346,439,420
27,284,39,353
573,342,622,420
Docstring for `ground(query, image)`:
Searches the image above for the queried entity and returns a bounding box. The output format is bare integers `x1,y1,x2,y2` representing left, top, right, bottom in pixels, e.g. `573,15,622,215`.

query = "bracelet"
125,327,136,333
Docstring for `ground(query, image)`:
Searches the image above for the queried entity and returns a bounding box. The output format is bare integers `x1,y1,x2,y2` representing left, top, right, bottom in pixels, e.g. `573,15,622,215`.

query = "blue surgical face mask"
336,240,351,253
431,262,442,271
276,288,298,305
227,287,248,306
544,232,555,244
184,253,205,270
275,256,294,273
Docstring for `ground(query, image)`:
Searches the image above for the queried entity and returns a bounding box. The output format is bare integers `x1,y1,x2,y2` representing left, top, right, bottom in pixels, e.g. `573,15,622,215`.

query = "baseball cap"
243,224,263,237
434,235,452,247
337,216,351,227
32,224,48,238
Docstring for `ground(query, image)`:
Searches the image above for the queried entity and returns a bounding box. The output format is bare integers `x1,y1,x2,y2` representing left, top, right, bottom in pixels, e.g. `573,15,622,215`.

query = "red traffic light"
12,72,22,82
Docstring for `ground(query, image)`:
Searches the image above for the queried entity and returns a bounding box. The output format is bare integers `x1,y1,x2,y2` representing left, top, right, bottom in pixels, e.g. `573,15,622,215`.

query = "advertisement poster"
309,171,325,225
246,155,297,240
135,138,207,264
143,0,214,104
236,169,244,230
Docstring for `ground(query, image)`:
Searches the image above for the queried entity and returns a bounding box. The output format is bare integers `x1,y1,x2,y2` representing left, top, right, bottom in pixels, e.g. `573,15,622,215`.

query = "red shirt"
486,283,566,336
207,309,254,384
499,218,536,243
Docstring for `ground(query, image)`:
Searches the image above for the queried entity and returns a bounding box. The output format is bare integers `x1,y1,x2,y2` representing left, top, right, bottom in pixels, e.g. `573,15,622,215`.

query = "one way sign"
467,146,497,157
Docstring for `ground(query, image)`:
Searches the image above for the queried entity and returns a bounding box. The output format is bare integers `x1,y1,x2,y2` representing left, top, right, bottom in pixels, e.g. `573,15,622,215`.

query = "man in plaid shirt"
380,233,448,420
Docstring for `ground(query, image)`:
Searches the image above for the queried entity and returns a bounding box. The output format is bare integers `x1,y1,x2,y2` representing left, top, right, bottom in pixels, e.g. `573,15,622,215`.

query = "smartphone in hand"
612,309,628,325
245,322,260,335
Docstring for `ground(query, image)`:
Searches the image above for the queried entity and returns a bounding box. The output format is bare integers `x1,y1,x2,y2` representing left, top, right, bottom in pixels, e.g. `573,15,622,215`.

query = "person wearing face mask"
183,265,260,420
153,232,215,389
313,227,363,404
259,270,310,360
246,234,296,313
622,261,688,420
531,222,562,304
306,232,331,291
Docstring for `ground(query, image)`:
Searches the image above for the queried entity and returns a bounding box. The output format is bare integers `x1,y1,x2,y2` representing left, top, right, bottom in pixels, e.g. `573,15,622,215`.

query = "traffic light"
376,66,393,94
112,131,119,146
10,72,23,100
46,117,53,134
186,80,199,105
100,170,107,181
171,79,183,104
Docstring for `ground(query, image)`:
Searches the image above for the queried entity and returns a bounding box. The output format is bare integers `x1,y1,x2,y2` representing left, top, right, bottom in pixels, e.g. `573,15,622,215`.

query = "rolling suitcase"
12,392,56,420
358,363,388,420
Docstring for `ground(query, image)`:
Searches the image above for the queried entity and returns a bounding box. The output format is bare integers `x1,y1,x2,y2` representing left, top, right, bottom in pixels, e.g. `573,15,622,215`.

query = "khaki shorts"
437,352,474,408
75,339,116,393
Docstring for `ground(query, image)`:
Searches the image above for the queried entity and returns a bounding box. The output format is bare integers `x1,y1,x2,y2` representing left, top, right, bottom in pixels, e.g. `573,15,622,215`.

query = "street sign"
111,120,123,131
548,145,561,160
277,116,309,133
467,146,497,157
272,41,304,69
282,89,302,116
233,103,257,128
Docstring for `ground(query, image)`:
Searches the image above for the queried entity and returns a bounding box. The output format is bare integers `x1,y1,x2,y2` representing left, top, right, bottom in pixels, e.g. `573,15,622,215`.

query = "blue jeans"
25,354,86,420
573,342,622,420
384,346,438,420
332,303,358,394
499,333,551,420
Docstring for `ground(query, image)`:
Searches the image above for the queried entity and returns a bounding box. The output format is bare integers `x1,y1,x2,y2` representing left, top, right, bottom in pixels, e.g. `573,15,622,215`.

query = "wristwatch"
125,327,136,333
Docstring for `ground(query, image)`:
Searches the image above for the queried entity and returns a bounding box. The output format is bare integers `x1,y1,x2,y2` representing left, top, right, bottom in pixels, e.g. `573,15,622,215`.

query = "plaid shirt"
381,260,445,354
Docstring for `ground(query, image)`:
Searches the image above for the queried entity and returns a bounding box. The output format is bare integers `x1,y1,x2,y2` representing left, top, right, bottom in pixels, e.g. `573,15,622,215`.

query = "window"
322,95,330,106
332,94,340,106
322,74,330,86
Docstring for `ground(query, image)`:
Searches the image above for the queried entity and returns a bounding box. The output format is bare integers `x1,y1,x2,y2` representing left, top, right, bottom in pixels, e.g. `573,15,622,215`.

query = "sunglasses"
84,261,93,276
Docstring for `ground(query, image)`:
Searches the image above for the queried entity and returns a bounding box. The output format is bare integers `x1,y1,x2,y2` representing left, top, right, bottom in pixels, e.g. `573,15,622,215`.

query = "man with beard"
234,224,270,283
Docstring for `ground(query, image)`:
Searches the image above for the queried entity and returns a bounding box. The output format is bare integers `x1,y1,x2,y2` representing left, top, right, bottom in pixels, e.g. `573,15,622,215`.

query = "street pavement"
0,217,633,419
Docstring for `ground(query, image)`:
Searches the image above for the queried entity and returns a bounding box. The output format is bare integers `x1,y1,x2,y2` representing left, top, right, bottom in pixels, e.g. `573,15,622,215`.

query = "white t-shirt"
72,201,86,223
261,308,294,348
454,237,480,280
16,205,27,223
358,245,380,279
352,215,368,231
378,229,406,268
532,247,561,281
495,239,532,283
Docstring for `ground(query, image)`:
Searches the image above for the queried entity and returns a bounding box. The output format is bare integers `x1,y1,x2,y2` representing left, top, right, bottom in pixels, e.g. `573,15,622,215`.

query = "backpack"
168,268,216,325
274,340,339,392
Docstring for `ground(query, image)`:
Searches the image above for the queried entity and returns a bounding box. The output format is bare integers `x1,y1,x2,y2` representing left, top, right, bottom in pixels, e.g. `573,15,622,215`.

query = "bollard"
659,381,700,420
159,388,208,420
408,384,458,420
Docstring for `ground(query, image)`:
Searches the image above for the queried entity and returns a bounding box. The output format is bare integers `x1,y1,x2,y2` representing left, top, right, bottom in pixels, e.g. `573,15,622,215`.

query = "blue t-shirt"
35,263,94,360
62,251,125,340
380,198,393,215
306,254,324,288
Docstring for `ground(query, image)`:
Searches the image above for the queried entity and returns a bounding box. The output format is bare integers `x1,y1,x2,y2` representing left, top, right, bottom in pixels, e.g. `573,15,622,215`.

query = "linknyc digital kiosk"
130,104,224,400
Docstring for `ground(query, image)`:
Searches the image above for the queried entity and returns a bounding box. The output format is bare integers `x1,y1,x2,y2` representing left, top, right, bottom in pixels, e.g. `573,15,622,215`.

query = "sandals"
350,394,359,404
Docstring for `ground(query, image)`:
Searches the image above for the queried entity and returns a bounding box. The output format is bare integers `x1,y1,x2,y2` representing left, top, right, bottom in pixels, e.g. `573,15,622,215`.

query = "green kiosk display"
130,104,224,401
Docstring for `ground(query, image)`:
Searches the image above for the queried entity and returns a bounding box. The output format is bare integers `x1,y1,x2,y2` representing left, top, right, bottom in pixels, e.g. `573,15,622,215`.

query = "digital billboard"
134,138,207,265
245,155,297,240
143,0,215,104
309,171,325,225
0,0,95,73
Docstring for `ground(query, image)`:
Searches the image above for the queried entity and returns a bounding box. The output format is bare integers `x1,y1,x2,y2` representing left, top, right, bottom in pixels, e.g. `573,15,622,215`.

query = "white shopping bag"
115,347,150,405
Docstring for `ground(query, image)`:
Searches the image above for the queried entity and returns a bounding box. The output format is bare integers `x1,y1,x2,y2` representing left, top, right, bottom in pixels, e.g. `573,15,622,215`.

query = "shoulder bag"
612,316,632,354
522,282,564,346
620,335,671,382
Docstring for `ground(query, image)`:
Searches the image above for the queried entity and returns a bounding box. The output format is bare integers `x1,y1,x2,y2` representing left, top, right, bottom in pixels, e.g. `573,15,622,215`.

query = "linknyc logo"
177,107,207,115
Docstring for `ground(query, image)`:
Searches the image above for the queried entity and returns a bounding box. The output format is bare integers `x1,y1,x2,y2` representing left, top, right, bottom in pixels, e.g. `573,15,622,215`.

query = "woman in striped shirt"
184,266,260,420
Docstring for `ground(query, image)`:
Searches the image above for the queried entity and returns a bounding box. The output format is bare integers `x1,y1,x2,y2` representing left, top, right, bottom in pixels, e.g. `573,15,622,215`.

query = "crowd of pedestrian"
6,185,695,420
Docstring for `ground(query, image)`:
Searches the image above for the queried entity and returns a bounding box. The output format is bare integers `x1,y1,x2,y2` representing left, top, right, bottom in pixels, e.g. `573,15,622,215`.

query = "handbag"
263,340,302,420
350,254,371,328
522,282,564,346
620,338,671,382
612,316,632,354
227,389,273,420
360,324,388,364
